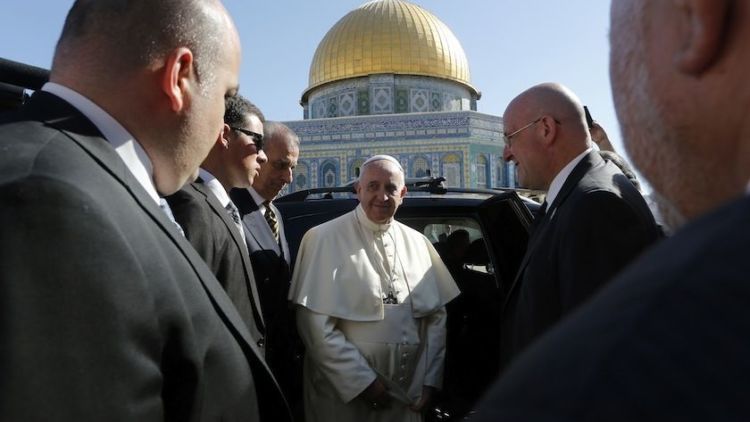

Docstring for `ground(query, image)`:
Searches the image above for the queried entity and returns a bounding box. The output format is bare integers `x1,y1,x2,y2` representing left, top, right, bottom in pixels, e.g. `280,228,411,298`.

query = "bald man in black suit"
499,83,660,371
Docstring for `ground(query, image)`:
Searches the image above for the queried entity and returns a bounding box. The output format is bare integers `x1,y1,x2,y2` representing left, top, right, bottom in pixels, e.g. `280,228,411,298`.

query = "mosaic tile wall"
284,110,516,191
304,75,476,119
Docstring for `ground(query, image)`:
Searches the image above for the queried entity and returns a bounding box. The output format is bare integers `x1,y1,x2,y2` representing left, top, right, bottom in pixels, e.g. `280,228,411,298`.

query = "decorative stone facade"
284,110,516,191
304,74,477,119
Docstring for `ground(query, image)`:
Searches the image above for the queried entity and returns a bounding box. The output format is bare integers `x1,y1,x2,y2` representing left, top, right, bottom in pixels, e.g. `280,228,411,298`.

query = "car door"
477,191,534,296
396,192,534,421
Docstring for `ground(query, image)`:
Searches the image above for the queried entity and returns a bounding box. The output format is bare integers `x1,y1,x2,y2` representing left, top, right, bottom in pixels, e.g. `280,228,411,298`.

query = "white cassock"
289,205,460,422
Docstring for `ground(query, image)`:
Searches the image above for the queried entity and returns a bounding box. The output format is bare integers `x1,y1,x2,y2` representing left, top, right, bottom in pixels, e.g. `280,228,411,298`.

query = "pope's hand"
360,379,391,410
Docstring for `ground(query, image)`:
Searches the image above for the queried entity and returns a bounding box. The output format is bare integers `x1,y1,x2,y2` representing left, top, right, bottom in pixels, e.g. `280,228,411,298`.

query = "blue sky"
1,1,622,157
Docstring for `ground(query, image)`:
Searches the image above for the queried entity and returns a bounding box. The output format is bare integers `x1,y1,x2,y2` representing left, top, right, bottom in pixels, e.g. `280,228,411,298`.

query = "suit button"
257,338,265,348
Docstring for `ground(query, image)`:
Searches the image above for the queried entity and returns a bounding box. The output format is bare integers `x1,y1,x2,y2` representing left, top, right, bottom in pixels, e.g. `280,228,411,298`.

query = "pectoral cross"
383,291,398,304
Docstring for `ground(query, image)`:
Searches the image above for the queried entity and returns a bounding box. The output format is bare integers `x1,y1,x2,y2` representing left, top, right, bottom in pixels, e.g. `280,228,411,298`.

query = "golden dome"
303,0,477,102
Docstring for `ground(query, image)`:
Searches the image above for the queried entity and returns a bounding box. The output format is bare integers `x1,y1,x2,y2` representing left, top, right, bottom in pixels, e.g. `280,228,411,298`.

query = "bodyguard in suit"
167,96,269,348
231,122,299,323
230,121,302,413
0,1,285,420
499,83,659,370
472,1,750,420
167,96,291,421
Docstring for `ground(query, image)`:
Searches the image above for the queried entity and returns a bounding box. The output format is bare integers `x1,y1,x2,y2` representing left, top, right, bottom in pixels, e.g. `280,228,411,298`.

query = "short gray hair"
263,122,300,149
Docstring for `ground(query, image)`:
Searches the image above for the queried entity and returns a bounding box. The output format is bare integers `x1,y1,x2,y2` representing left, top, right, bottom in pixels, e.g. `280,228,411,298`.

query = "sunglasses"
229,126,264,150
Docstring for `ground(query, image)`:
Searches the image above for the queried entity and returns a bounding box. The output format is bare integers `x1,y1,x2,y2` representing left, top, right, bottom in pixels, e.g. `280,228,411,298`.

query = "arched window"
496,160,505,187
320,161,338,187
476,154,488,188
294,163,309,190
412,156,430,178
441,153,461,187
350,158,366,182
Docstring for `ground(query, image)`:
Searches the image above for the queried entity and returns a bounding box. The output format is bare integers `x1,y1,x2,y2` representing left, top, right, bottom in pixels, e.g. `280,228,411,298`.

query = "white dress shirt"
199,168,247,246
545,147,593,208
247,186,269,214
42,82,161,206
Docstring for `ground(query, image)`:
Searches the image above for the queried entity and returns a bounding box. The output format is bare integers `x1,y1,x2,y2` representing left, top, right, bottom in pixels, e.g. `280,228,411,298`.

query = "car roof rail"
276,186,356,202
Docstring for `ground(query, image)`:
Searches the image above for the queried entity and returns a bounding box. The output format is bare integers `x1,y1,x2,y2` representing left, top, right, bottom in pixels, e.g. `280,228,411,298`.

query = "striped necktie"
225,201,247,245
263,201,279,242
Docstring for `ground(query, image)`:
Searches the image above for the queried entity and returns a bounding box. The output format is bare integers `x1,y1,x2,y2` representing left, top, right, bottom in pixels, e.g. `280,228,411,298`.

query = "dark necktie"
225,202,247,245
528,200,548,235
159,198,185,237
263,201,280,242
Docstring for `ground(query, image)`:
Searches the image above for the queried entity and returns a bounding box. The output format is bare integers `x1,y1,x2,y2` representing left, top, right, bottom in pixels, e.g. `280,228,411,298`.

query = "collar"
247,186,268,209
545,147,593,206
42,82,160,205
355,204,392,233
199,168,231,208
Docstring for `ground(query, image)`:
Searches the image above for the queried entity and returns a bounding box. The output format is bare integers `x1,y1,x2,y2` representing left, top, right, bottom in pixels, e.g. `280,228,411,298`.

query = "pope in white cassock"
289,155,460,422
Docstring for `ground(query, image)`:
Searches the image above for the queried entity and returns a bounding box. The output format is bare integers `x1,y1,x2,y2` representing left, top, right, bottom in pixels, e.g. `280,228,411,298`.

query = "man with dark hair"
167,94,268,347
168,95,291,420
0,1,285,420
472,1,750,420
224,94,266,129
499,83,659,370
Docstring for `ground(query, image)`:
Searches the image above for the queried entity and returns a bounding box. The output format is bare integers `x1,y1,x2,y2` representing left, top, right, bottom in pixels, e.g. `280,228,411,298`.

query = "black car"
276,179,538,421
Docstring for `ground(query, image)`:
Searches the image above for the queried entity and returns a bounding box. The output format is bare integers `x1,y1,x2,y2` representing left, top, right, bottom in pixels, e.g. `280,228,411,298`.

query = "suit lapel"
245,208,282,255
545,151,602,219
503,151,601,310
230,188,282,255
191,183,267,331
32,93,262,359
271,203,291,265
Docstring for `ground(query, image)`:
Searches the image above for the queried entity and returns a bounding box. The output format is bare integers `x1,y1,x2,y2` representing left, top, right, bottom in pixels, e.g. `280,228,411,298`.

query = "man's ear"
399,185,408,199
161,47,195,112
219,124,232,148
539,115,559,146
674,0,731,75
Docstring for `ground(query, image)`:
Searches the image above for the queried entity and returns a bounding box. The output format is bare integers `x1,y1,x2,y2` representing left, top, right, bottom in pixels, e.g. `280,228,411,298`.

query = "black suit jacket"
472,195,750,422
0,92,284,420
230,189,291,327
500,151,659,369
167,182,291,422
230,188,303,413
167,182,267,346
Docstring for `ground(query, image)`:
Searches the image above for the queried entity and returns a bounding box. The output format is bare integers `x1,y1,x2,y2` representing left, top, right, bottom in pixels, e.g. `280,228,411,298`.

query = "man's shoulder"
309,210,354,235
631,194,750,277
0,115,76,185
576,159,636,196
167,184,223,229
478,197,750,419
562,166,651,224
167,184,204,208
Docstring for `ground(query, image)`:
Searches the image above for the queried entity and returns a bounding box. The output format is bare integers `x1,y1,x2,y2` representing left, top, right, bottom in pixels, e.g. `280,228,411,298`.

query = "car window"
399,216,492,275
